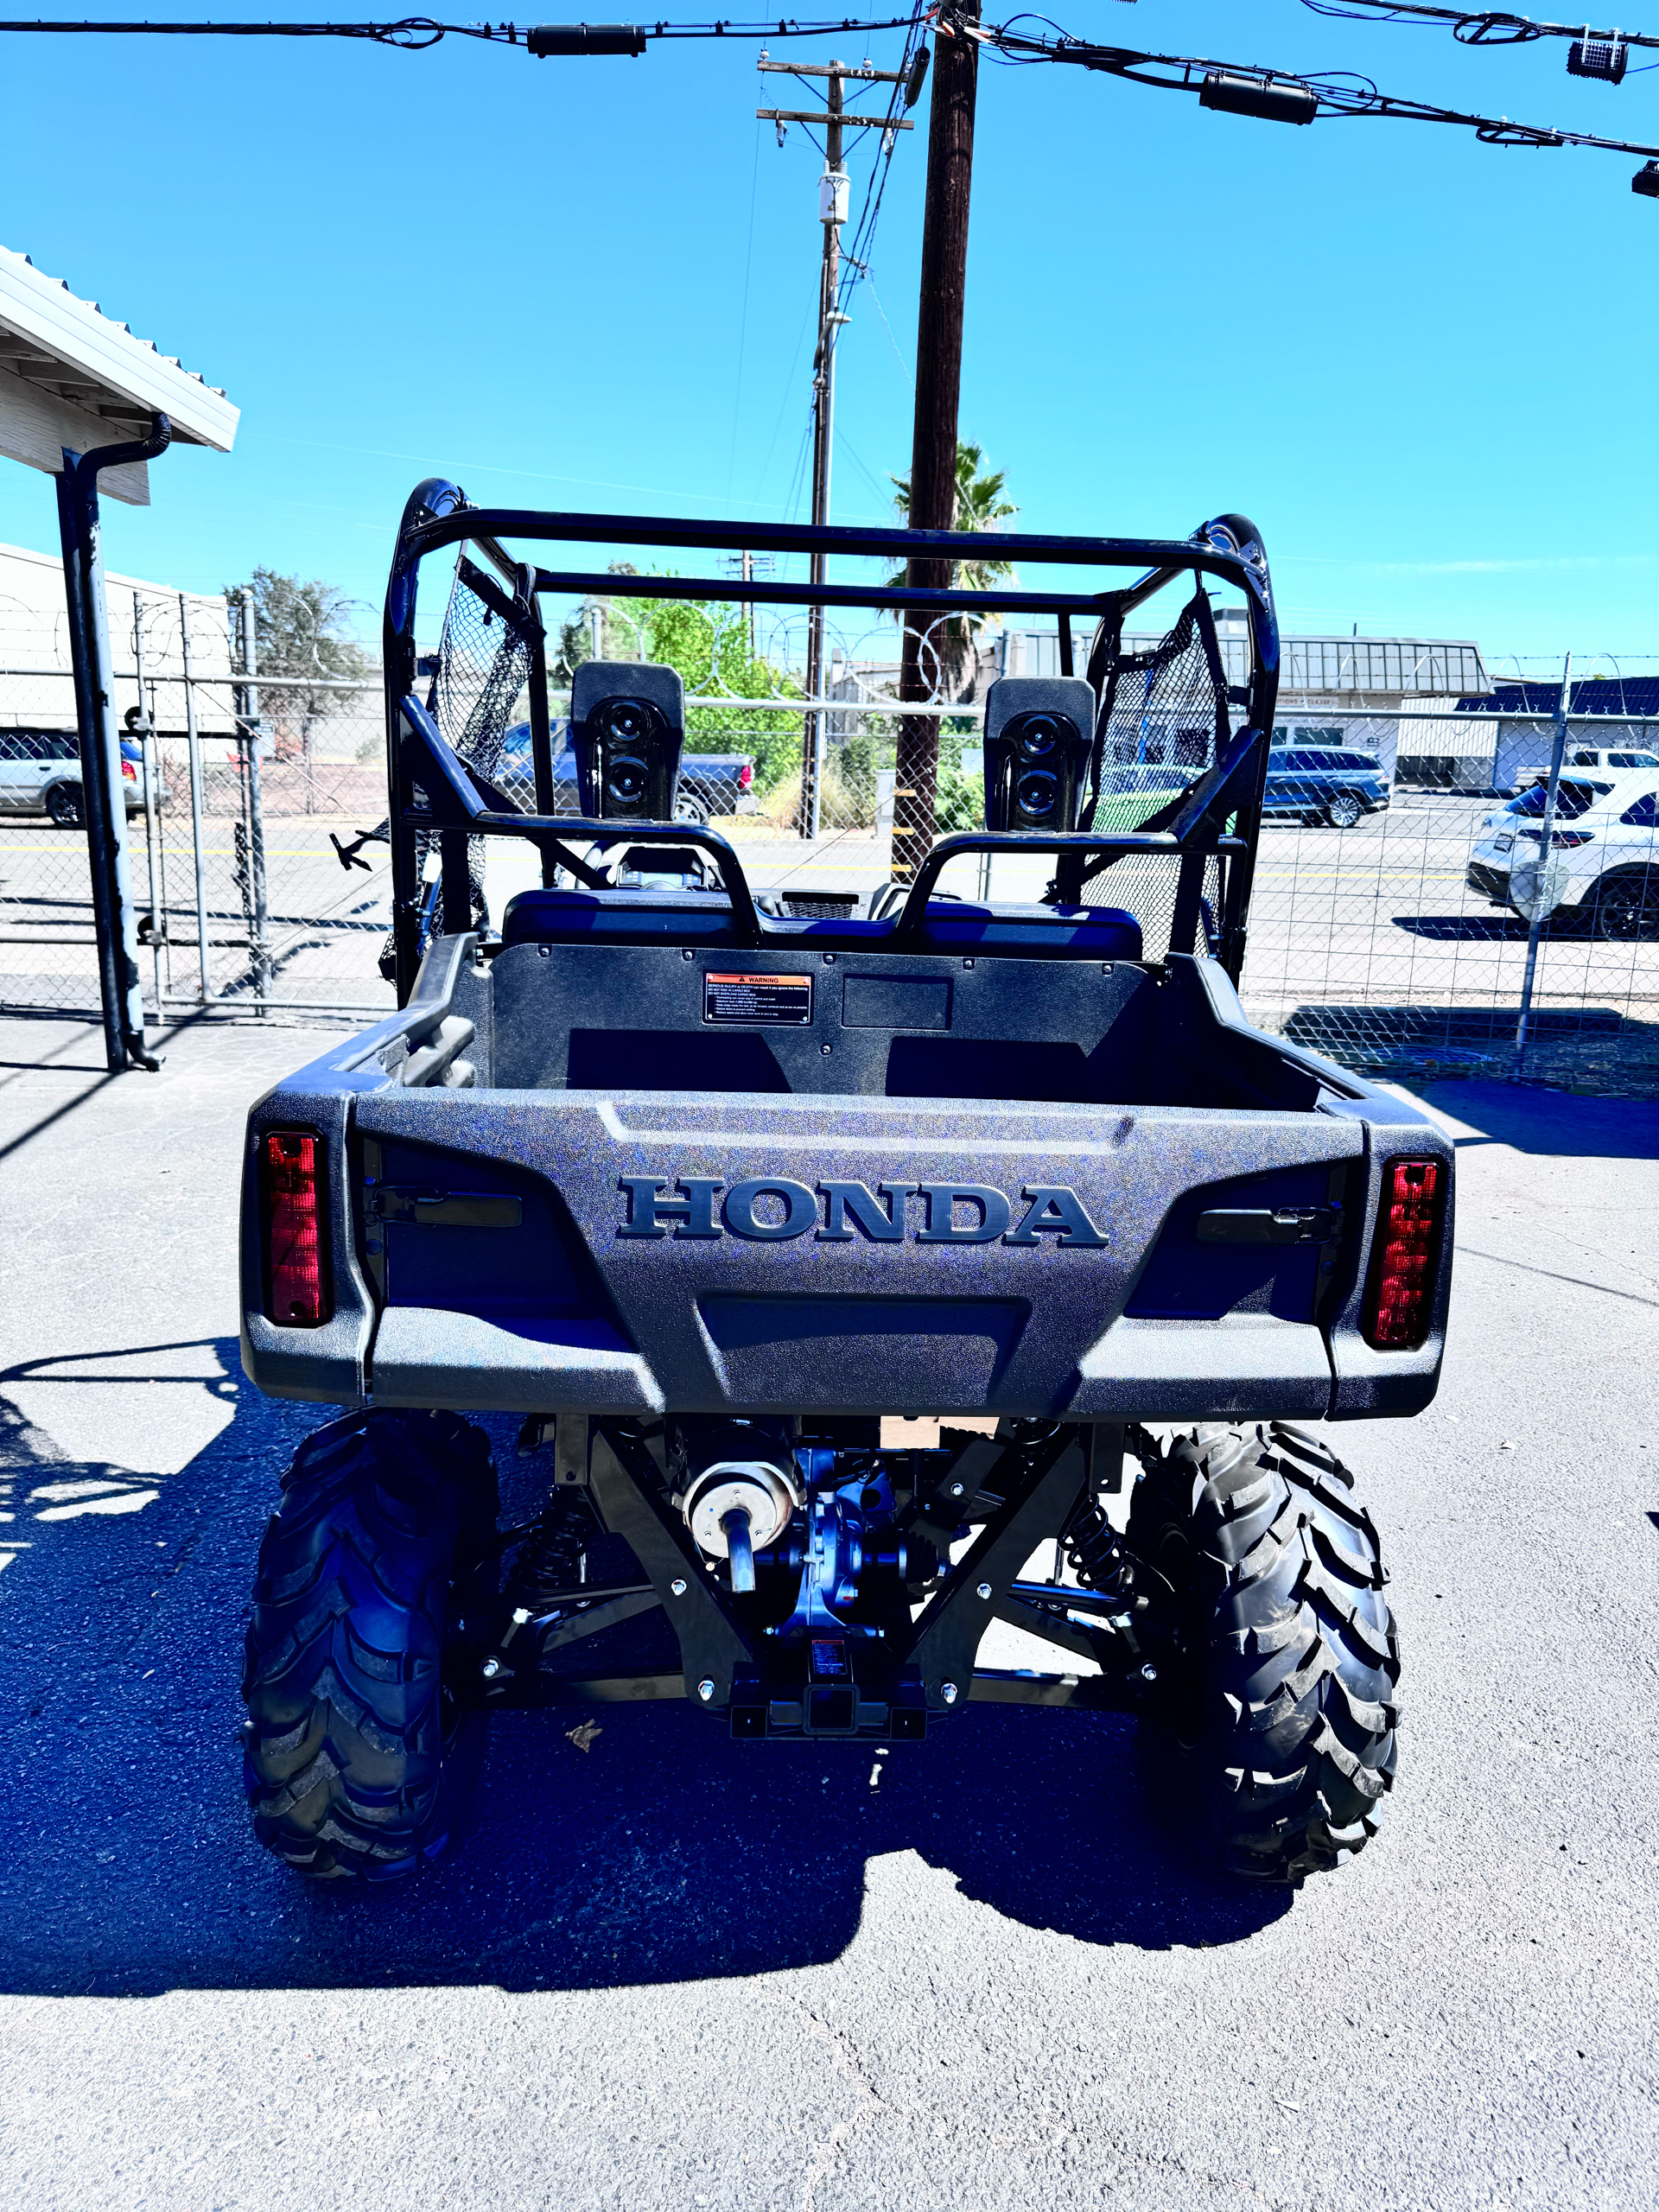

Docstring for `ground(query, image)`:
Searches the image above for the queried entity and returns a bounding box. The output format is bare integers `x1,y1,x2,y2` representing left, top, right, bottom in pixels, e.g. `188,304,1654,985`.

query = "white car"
1503,742,1659,798
1466,768,1659,938
1475,766,1637,836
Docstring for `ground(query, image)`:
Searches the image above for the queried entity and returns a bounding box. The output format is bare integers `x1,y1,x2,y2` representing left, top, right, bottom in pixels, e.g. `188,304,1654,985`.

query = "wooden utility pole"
892,2,980,884
758,55,911,840
804,61,845,842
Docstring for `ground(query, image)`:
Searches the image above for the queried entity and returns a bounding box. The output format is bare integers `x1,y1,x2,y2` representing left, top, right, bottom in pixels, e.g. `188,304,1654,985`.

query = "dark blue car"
1262,739,1391,830
500,721,753,822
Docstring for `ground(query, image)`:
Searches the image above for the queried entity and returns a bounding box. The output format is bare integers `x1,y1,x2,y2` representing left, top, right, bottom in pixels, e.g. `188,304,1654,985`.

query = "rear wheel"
1591,868,1659,942
45,782,83,828
1128,1421,1400,1885
242,1408,497,1880
1325,791,1363,830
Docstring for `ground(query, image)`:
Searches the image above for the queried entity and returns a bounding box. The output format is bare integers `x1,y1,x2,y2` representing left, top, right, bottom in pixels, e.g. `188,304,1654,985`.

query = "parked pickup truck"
237,489,1445,1900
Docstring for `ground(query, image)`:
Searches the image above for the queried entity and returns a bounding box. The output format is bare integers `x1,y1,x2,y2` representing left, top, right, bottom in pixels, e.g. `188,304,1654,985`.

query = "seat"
499,888,1142,963
499,887,748,948
899,900,1142,962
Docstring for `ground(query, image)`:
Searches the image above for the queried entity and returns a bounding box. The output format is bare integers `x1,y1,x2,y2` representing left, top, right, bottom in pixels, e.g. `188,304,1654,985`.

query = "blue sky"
1,1,1655,666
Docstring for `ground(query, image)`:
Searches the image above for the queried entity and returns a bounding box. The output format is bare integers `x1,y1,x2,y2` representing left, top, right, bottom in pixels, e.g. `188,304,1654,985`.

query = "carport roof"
0,245,238,506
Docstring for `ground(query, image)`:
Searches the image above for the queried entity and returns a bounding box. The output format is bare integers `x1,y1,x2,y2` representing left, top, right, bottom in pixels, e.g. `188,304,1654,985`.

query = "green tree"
887,440,1018,702
607,584,805,793
224,567,371,683
222,568,372,756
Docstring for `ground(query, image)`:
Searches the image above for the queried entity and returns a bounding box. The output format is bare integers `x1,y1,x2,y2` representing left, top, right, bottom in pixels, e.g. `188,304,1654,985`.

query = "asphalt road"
0,1014,1656,2212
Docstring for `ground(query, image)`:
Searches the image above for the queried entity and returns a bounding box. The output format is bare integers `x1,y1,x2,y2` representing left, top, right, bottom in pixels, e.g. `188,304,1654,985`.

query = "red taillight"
121,760,137,780
739,761,753,790
1363,1157,1444,1351
264,1129,329,1325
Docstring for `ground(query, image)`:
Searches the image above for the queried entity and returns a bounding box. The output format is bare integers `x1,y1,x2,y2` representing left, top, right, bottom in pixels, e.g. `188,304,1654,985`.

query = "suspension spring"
505,1487,595,1611
1062,1497,1138,1608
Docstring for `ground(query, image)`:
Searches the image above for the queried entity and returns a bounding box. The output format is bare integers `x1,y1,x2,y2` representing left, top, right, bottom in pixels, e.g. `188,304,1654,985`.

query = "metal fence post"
131,590,165,1007
239,589,271,1009
179,594,215,1003
53,416,171,1071
1512,652,1572,1077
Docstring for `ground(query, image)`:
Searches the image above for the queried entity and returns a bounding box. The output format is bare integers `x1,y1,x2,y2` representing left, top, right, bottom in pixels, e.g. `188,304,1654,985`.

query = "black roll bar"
381,480,1283,1001
396,693,766,944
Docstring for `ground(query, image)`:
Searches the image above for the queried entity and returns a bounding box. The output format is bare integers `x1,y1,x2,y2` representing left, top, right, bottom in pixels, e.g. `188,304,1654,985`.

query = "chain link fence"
4,569,1656,1094
1237,708,1659,1094
0,577,396,1022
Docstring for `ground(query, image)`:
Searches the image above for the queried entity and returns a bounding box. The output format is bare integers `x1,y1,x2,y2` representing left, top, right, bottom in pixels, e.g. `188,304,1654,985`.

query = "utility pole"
893,2,979,884
759,54,911,840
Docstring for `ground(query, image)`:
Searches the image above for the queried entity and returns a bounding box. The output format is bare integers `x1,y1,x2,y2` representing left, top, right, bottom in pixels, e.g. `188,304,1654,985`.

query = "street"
0,1014,1655,2209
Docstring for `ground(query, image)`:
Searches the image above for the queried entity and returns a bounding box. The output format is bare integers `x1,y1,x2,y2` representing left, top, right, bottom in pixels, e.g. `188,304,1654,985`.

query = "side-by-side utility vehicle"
238,486,1450,1887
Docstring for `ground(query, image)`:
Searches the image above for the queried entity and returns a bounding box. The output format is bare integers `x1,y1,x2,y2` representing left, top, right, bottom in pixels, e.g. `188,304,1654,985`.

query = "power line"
0,14,924,46
1296,2,1659,58
973,16,1659,162
10,8,1653,160
6,7,1655,181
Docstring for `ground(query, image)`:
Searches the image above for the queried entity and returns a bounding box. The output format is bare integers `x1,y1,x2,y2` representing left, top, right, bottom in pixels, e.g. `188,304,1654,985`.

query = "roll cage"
379,478,1282,1004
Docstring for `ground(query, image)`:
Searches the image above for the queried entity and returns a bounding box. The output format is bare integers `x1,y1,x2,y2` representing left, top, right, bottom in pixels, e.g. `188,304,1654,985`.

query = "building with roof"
998,614,1488,714
1393,674,1659,794
0,245,237,501
0,538,235,734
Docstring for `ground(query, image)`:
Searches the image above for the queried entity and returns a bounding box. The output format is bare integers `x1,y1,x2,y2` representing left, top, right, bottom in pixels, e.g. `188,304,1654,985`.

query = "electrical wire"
7,10,1647,181
1295,0,1659,54
970,14,1659,159
0,13,925,44
727,115,764,494
835,4,929,321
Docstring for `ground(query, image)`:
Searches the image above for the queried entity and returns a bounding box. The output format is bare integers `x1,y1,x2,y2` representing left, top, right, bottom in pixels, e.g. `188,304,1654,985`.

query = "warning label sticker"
703,972,814,1026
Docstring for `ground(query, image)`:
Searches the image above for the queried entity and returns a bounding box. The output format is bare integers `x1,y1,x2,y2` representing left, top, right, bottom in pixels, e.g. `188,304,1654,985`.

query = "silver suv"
0,728,148,827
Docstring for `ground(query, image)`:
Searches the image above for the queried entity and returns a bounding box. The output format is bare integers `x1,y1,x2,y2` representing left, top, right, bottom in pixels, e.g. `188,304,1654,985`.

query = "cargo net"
1078,588,1233,961
434,552,537,797
422,553,542,934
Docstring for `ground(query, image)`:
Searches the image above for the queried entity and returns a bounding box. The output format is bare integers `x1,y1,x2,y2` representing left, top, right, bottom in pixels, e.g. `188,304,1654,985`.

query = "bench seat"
498,889,1143,962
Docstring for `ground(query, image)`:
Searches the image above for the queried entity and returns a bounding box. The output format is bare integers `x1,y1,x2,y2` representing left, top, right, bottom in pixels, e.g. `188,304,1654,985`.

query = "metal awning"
0,245,238,505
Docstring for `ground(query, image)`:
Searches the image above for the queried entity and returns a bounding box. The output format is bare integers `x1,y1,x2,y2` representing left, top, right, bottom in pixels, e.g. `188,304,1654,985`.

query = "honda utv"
238,486,1449,1887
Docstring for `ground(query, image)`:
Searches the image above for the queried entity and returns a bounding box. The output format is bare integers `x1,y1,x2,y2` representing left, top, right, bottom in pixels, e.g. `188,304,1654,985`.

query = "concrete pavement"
0,1013,1656,2211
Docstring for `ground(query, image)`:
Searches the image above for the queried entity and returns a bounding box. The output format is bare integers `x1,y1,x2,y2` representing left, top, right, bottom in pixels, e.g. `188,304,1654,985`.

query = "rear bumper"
1465,859,1510,903
242,1103,1452,1431
360,1301,1340,1424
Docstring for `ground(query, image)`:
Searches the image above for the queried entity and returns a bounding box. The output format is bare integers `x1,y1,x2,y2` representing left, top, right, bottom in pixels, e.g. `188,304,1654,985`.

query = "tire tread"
241,1408,494,1881
1130,1421,1401,1886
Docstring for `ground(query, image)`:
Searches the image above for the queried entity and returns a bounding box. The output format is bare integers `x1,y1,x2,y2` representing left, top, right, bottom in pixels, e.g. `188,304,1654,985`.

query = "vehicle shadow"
1421,1077,1659,1160
1391,915,1529,941
0,1359,1290,1999
1392,912,1607,942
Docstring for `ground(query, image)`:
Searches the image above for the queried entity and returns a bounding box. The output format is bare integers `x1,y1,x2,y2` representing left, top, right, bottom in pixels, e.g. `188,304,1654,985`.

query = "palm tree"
887,442,1018,701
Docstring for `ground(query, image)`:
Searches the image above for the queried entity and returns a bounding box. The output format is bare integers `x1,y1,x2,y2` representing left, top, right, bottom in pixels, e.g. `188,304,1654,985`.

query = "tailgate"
348,1089,1367,1420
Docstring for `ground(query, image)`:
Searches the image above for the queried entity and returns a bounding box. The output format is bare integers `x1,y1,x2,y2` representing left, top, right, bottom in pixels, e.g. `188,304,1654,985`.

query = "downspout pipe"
55,413,172,1071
